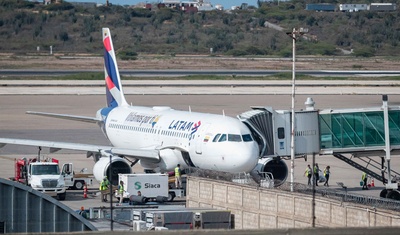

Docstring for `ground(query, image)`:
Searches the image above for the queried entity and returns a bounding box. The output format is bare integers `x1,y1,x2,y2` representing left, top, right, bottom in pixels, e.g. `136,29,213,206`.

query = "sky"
66,0,259,10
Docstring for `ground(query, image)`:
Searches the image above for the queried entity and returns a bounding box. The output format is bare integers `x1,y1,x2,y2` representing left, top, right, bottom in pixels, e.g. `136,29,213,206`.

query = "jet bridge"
319,108,400,154
238,106,320,158
319,103,400,189
238,107,319,187
238,96,400,199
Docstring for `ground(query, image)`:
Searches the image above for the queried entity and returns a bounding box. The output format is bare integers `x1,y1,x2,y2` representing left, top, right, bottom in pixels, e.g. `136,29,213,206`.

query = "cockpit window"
228,134,242,142
213,134,221,142
242,134,253,142
218,134,227,142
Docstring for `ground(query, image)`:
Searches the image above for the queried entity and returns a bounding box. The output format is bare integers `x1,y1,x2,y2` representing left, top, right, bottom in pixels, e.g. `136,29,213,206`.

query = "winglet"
102,28,128,108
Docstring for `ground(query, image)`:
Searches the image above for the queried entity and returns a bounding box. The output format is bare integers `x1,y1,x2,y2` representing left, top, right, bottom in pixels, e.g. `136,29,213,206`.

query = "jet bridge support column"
381,157,386,184
312,152,316,228
383,95,397,190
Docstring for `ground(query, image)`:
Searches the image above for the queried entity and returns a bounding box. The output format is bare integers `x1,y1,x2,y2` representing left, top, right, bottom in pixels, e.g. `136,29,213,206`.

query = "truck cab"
27,161,67,200
62,163,93,190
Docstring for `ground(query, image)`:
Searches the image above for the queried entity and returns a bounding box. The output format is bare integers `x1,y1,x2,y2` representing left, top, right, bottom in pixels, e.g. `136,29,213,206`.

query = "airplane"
0,28,287,185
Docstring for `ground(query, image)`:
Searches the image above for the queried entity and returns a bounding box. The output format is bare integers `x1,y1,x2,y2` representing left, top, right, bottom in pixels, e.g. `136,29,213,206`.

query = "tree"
59,31,69,42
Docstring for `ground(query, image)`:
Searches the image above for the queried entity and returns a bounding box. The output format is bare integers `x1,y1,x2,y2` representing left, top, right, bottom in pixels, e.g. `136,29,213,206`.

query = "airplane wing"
26,111,101,123
0,138,160,162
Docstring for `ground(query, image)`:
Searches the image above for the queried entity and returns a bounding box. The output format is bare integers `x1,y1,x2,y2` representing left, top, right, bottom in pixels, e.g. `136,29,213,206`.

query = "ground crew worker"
78,206,88,219
304,165,312,185
323,166,331,187
118,180,124,203
314,163,319,186
175,164,182,189
362,172,368,190
99,176,110,202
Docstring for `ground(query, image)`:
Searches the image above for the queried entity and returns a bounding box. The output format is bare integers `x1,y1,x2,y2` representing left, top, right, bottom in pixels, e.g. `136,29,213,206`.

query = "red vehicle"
13,157,58,184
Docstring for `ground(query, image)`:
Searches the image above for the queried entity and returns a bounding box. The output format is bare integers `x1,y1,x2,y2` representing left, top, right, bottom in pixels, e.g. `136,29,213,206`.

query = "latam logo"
168,120,201,140
190,121,201,140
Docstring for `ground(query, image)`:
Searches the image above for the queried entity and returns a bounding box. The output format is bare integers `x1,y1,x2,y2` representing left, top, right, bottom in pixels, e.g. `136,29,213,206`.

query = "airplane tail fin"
102,28,128,108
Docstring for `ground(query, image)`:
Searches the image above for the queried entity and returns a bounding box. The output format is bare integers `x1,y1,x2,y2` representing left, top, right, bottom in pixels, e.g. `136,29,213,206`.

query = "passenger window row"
108,123,190,139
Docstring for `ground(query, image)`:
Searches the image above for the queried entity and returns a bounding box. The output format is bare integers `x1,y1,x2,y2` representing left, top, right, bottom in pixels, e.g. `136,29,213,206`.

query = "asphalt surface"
1,80,400,95
1,83,400,211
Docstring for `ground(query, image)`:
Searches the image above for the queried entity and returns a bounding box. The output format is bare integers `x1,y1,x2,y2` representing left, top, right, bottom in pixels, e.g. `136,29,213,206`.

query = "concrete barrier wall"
186,176,400,229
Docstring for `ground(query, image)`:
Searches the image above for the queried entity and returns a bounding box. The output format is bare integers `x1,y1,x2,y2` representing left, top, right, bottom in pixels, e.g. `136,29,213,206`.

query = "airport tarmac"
1,93,400,211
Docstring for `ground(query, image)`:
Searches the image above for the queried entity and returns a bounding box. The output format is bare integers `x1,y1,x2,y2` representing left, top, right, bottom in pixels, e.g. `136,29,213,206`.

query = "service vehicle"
61,163,93,190
115,173,184,203
12,157,67,200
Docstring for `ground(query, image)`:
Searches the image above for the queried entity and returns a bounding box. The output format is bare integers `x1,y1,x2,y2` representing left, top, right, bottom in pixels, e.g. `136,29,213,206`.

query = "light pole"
286,27,308,192
109,154,114,231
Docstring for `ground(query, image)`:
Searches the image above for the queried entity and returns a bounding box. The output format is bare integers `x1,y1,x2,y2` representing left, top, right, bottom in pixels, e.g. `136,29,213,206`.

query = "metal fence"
186,168,400,211
277,182,400,211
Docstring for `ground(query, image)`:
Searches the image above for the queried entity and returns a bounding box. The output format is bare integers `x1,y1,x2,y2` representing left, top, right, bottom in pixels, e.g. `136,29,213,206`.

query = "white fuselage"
101,105,259,173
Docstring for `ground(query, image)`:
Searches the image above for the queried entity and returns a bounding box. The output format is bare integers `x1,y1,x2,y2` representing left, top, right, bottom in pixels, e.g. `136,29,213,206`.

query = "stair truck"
13,157,67,200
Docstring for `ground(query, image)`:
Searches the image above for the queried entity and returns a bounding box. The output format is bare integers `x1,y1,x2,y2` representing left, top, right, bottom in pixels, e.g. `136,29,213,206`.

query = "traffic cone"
371,178,375,187
83,183,88,198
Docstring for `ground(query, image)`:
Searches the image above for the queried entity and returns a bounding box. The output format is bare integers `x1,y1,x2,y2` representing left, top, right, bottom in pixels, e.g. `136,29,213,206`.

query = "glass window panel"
219,134,227,142
242,134,253,142
213,134,221,142
228,134,242,142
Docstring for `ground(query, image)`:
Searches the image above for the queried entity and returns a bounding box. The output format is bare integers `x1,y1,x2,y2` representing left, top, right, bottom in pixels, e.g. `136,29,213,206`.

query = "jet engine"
250,158,288,186
93,156,132,185
140,148,187,172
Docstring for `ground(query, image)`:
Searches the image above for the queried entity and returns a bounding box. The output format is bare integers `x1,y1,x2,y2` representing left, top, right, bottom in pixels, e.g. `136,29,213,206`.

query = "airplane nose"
226,143,259,173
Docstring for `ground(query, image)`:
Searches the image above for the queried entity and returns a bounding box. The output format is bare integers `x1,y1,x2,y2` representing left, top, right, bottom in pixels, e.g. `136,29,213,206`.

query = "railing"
187,168,400,211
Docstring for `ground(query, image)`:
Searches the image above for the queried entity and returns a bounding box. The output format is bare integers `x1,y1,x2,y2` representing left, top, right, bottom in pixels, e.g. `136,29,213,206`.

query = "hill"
1,0,400,59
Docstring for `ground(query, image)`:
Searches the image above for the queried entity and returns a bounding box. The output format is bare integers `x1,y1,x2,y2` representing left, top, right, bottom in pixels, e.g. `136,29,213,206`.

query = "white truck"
27,160,67,200
61,163,93,190
115,173,184,203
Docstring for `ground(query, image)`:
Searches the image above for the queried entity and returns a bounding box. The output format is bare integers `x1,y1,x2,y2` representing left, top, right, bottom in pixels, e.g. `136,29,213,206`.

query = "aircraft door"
195,123,210,154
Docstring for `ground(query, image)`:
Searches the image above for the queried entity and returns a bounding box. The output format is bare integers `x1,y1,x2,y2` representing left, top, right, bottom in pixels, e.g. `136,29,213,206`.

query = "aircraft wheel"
386,190,400,201
380,189,388,198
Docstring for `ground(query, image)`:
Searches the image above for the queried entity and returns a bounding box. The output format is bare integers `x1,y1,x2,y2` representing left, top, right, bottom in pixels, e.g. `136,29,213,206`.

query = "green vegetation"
1,0,400,57
119,50,138,60
4,73,400,81
1,72,103,80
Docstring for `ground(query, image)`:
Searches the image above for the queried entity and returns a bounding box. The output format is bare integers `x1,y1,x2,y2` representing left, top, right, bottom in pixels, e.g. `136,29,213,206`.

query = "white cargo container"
116,173,178,202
